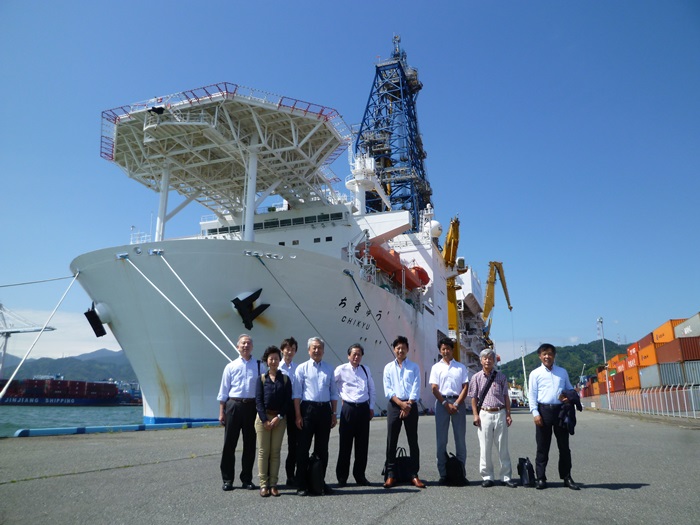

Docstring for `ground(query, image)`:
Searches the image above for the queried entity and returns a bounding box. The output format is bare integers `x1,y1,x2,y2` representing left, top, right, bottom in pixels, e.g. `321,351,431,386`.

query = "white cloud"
3,309,120,360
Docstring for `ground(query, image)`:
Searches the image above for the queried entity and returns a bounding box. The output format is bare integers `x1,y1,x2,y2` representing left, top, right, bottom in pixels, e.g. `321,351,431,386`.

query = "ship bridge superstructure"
101,83,351,241
353,36,432,232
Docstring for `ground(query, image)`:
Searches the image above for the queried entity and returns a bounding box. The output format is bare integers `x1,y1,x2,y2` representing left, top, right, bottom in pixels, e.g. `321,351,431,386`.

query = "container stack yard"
580,313,700,416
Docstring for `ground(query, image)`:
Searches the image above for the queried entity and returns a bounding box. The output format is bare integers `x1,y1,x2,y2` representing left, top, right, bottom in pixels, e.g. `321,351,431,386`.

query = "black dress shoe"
286,478,297,488
535,479,547,490
504,480,518,488
296,488,308,497
337,479,347,487
241,482,256,490
323,483,334,495
355,478,371,486
563,477,580,490
222,481,233,491
438,477,447,486
481,479,495,488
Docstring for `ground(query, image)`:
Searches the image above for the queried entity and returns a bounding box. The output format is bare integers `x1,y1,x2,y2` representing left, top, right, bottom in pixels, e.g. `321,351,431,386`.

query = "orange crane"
481,261,513,348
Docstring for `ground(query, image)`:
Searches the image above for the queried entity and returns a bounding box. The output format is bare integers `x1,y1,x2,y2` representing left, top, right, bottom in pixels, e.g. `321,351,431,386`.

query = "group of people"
217,334,579,497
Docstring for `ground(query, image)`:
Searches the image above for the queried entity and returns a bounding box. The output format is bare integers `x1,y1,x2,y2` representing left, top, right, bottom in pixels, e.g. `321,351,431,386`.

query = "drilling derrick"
354,36,432,232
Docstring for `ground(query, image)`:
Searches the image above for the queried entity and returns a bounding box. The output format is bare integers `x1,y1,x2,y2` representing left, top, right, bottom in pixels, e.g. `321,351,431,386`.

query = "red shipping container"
656,337,700,363
608,373,625,393
615,361,626,374
638,333,654,348
625,356,639,370
627,342,639,359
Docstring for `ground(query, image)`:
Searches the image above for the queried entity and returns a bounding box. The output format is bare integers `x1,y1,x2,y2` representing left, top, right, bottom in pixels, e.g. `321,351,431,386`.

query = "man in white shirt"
429,337,468,484
334,343,376,486
382,335,425,489
217,334,262,491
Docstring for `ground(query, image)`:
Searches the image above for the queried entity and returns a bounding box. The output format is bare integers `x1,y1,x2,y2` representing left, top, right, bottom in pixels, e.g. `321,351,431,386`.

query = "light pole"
597,317,611,410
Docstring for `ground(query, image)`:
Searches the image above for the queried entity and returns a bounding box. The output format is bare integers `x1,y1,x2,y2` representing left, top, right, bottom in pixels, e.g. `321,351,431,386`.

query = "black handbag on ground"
382,446,413,482
517,457,535,487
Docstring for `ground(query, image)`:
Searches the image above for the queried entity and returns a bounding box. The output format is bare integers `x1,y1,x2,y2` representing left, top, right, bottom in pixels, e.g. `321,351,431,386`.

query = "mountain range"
1,349,137,382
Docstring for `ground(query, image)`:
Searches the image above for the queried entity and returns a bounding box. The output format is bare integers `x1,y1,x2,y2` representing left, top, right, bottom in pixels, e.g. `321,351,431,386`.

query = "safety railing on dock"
581,384,700,419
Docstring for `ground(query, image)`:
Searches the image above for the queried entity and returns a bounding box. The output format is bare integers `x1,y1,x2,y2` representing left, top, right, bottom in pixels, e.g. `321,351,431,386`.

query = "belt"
230,397,255,403
441,394,458,400
343,400,369,407
538,403,562,409
481,407,503,412
301,401,329,407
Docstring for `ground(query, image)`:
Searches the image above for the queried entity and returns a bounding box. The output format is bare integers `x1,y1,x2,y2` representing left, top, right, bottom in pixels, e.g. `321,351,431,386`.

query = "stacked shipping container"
581,313,700,398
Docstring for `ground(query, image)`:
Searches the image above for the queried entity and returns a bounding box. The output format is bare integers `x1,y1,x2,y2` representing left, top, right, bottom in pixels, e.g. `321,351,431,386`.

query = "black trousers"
296,401,332,490
220,399,257,483
385,400,419,478
535,404,572,480
285,404,299,481
336,401,371,483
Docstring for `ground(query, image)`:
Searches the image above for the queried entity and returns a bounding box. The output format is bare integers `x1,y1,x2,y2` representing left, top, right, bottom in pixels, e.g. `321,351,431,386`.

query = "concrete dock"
1,408,698,524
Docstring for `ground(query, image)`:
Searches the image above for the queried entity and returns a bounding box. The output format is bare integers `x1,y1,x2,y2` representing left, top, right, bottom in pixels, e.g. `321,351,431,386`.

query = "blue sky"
1,1,698,365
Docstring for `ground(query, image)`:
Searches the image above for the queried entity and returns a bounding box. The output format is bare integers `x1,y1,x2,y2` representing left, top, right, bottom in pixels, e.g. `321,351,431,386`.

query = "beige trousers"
255,412,286,488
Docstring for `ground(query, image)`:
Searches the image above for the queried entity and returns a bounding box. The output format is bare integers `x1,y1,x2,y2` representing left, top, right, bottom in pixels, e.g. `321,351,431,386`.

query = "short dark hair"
280,337,298,351
392,335,409,349
348,343,364,356
262,345,282,362
438,337,454,349
537,343,556,355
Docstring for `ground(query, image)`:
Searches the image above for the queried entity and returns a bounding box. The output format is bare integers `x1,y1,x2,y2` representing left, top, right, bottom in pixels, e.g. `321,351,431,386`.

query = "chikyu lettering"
340,316,371,330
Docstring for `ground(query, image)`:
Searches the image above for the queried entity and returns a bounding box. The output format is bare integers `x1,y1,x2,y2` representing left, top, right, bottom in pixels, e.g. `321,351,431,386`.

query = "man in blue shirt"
293,337,339,496
528,343,579,490
382,335,426,489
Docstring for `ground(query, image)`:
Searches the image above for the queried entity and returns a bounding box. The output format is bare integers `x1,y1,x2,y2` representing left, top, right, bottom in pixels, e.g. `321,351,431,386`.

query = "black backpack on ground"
444,452,469,486
306,453,325,495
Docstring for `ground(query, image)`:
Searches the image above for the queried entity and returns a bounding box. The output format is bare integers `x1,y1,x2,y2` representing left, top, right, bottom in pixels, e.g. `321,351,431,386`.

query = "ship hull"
71,239,442,423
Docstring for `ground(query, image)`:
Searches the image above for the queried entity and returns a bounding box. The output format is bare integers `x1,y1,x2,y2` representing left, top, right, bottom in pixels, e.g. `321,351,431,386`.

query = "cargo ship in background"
70,37,491,424
580,313,700,416
0,376,142,406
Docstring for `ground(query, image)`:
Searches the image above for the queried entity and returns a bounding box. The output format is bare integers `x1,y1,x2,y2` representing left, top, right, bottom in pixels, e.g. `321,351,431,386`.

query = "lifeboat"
357,245,430,290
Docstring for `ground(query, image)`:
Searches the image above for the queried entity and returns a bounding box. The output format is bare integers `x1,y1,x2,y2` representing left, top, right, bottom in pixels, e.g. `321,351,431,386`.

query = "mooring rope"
123,258,236,362
0,275,75,288
0,273,79,400
159,254,239,352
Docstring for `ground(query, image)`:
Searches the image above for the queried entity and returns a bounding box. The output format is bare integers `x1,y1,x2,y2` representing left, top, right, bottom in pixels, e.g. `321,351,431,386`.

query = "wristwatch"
278,414,284,420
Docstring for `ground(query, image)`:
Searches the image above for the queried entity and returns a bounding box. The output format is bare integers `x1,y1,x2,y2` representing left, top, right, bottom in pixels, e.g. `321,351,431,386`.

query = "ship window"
314,238,320,243
253,223,264,230
292,240,299,245
325,236,332,242
330,212,344,221
318,214,330,222
292,217,304,225
264,219,279,229
279,242,285,246
305,215,317,224
280,219,292,227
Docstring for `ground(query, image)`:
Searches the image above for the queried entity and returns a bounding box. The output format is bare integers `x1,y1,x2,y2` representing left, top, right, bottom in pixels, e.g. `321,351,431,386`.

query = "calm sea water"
0,405,143,438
